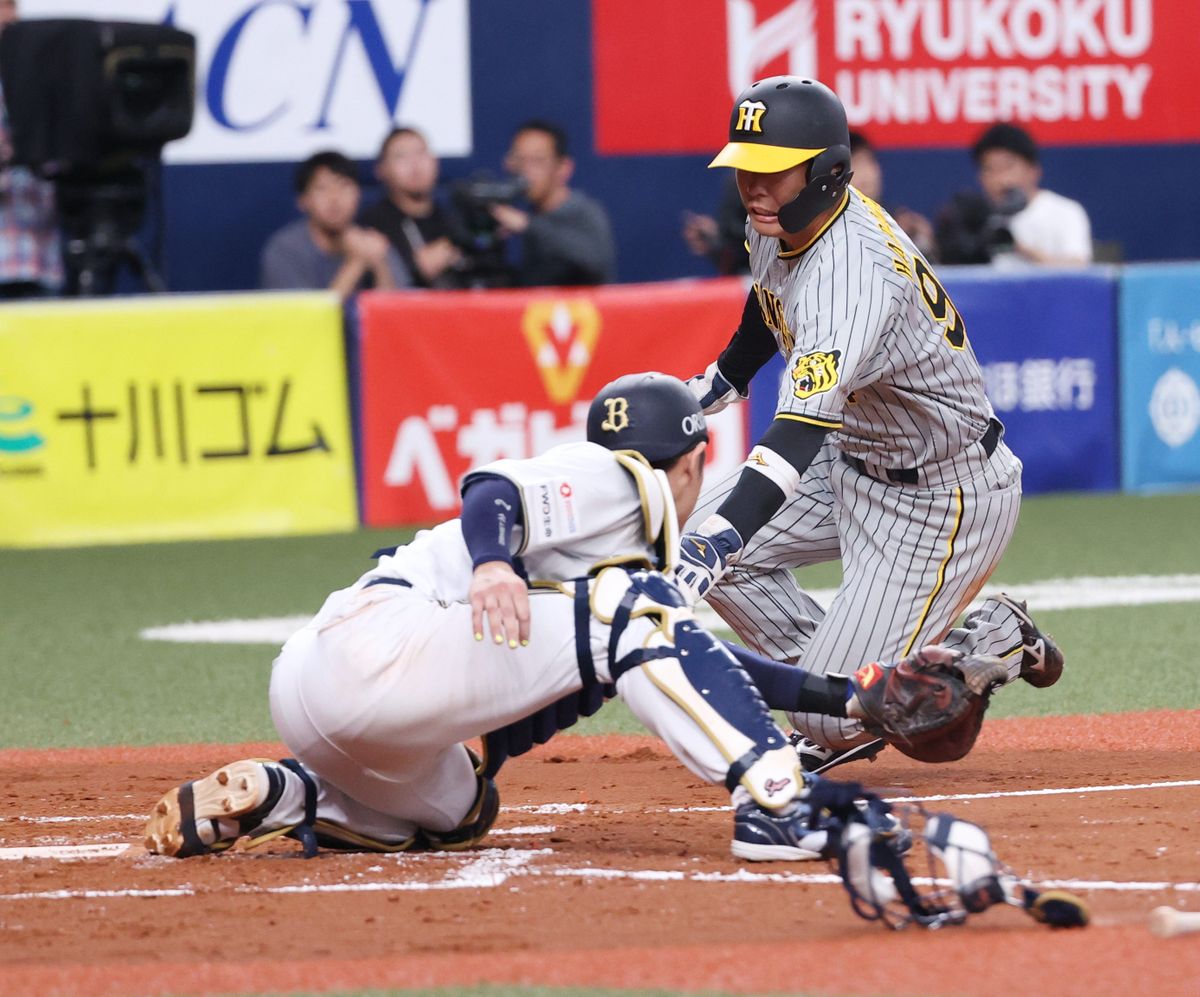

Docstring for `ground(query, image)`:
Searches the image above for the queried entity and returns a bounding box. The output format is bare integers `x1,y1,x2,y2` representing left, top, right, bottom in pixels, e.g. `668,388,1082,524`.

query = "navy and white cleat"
790,733,887,775
730,786,831,862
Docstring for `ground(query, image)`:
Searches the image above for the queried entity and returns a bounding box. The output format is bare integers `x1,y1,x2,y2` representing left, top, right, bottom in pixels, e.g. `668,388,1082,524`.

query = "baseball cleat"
995,593,1064,688
790,733,886,775
731,788,831,861
143,759,285,858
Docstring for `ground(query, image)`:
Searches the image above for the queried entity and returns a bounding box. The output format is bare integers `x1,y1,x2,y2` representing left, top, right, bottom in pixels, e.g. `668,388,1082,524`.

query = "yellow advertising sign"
0,293,356,547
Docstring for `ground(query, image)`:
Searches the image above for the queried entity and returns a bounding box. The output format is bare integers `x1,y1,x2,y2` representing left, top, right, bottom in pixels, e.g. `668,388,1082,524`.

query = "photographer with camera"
361,126,464,289
936,123,1092,268
487,119,615,288
0,0,62,298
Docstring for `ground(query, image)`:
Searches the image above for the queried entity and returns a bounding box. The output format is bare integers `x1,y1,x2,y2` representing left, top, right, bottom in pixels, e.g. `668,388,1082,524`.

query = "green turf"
2,490,1198,749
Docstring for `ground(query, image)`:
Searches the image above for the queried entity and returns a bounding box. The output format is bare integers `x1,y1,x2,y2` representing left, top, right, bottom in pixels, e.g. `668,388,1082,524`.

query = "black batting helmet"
586,372,708,464
709,76,853,234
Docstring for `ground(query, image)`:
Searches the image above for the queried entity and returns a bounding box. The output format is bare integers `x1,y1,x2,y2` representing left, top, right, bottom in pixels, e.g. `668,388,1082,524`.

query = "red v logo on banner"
521,300,602,405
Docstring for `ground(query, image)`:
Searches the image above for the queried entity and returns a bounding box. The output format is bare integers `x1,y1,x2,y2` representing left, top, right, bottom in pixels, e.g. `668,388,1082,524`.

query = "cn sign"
593,0,1200,151
22,0,472,162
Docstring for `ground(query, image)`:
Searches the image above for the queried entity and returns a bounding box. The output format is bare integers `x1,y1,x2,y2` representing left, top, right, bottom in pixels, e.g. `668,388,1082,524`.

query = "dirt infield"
2,710,1198,997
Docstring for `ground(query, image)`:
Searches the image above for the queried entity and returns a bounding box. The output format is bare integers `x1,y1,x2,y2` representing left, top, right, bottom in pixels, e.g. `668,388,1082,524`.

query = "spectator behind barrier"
935,123,1092,268
490,119,616,287
0,0,62,298
260,150,411,300
361,126,465,289
847,131,938,261
682,173,750,276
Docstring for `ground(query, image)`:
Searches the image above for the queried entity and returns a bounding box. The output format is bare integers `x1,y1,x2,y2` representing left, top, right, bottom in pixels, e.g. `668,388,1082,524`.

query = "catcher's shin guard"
144,758,303,858
595,567,803,811
420,771,500,851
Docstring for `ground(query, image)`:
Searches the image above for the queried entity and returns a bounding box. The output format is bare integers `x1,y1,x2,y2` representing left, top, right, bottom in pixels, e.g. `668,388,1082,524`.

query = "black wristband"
724,641,849,717
715,417,828,544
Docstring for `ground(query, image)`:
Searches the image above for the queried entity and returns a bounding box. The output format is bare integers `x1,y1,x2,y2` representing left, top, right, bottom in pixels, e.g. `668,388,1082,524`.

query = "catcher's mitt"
849,646,1007,762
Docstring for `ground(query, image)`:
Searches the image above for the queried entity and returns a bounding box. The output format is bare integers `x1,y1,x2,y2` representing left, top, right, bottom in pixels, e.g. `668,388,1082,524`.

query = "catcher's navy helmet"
710,76,853,233
587,372,708,464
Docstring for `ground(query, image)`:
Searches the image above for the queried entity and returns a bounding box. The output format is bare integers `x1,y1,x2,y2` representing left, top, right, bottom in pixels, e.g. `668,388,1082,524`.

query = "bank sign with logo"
22,0,471,162
1119,264,1200,490
594,0,1199,151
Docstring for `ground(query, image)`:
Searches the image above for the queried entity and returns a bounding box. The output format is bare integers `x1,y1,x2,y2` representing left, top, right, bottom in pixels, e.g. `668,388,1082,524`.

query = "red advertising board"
594,0,1200,151
358,280,749,525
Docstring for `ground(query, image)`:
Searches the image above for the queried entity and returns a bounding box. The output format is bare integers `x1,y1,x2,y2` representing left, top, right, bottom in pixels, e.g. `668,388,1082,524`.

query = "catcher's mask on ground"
831,799,1090,932
710,76,853,234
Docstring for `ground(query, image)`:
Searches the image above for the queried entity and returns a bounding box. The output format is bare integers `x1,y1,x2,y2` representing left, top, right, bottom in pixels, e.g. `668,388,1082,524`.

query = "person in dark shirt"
260,150,409,300
360,127,464,289
490,120,615,287
682,173,750,276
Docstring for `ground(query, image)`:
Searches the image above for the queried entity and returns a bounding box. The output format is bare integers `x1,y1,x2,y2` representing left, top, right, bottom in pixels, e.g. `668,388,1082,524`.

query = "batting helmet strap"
777,144,853,233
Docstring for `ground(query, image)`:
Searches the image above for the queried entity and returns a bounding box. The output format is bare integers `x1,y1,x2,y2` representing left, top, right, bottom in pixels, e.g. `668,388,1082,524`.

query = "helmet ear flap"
777,143,853,234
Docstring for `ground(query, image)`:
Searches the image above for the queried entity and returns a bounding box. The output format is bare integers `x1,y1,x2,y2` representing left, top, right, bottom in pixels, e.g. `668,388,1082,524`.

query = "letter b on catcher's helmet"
587,372,708,465
710,76,853,234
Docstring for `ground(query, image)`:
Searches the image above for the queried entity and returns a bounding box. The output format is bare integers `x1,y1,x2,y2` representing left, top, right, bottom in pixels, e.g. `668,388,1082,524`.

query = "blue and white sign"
945,268,1119,495
748,268,1121,495
1118,263,1200,490
22,0,472,162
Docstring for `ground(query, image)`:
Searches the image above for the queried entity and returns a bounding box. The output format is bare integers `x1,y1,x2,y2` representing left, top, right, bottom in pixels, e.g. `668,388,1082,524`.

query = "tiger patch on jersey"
791,350,841,399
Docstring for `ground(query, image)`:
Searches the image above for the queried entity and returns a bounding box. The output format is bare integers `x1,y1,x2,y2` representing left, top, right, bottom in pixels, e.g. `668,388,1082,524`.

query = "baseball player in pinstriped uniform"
677,77,1063,773
145,373,991,864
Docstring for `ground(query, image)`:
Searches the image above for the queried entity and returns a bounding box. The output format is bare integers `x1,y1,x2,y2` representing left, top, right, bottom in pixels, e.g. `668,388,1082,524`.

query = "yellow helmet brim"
708,142,825,173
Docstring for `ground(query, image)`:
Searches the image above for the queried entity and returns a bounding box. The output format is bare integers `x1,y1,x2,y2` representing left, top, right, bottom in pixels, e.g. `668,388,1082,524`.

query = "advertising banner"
747,269,1120,494
0,293,357,547
1118,263,1200,490
22,0,472,162
594,0,1199,152
358,280,749,525
944,268,1119,494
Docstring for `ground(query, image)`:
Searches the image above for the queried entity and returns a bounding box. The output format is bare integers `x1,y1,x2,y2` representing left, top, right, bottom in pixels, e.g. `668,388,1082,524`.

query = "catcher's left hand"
847,645,1007,762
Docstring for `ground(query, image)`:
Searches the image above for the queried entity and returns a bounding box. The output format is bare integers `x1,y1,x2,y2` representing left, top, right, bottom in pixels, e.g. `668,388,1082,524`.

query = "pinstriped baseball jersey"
688,189,1041,758
749,187,996,469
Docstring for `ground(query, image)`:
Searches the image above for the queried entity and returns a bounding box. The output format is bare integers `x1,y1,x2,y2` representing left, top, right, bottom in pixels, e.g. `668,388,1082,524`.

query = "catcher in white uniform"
144,373,1005,863
678,77,1064,774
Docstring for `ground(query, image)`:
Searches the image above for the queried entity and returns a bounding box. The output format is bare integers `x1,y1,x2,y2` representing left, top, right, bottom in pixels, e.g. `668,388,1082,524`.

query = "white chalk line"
3,779,1196,853
661,779,1200,812
1,856,1196,904
0,813,146,824
886,778,1200,805
1,779,1193,898
4,777,1195,835
0,843,133,861
489,824,556,836
137,574,1200,644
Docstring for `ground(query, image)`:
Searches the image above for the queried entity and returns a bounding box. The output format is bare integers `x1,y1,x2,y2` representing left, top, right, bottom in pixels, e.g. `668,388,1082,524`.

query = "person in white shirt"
971,123,1092,268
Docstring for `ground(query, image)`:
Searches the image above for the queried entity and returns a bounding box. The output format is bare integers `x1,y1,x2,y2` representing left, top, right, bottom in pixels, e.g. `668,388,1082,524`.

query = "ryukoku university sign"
594,0,1200,152
21,0,472,162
